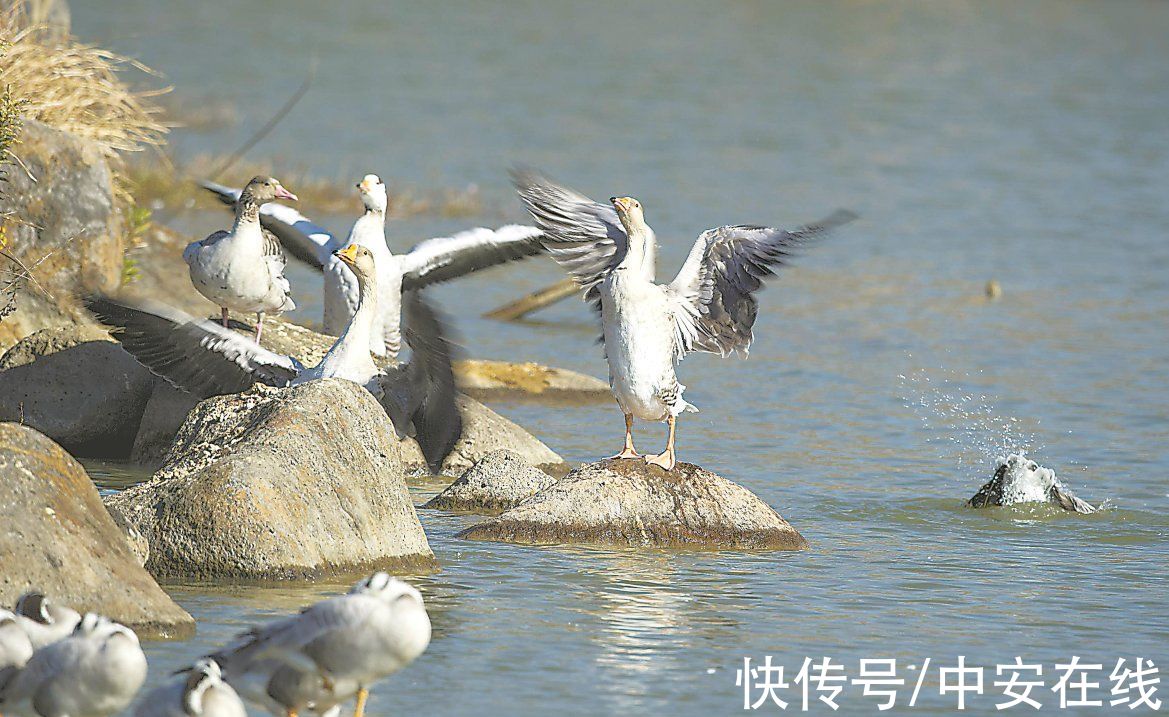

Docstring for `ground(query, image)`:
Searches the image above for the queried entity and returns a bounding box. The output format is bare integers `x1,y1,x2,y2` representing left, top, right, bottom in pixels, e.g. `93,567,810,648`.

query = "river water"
73,1,1168,714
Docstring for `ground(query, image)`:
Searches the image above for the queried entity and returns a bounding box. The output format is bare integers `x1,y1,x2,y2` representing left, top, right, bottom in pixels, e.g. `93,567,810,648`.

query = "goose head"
72,613,141,649
242,176,298,204
357,173,388,214
334,243,377,280
182,659,226,714
15,592,79,628
610,195,646,234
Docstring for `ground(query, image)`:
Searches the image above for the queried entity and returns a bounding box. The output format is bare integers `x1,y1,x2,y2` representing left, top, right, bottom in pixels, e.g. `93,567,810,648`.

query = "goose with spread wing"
202,175,547,358
513,169,857,471
87,244,461,475
185,176,299,342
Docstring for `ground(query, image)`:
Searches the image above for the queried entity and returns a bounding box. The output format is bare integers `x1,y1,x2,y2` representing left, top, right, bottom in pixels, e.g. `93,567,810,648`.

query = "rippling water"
74,1,1169,714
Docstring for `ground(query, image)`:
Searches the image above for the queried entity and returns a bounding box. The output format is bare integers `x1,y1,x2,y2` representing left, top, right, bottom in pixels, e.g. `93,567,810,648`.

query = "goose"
185,176,299,342
212,573,431,717
201,175,547,358
86,244,462,475
513,169,857,470
133,659,247,717
9,594,80,651
0,614,147,717
0,610,34,705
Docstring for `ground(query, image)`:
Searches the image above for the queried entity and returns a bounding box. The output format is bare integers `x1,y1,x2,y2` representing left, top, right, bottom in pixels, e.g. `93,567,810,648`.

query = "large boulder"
120,313,565,472
0,423,193,638
104,379,437,580
0,326,155,457
459,459,808,550
423,449,557,515
0,120,124,352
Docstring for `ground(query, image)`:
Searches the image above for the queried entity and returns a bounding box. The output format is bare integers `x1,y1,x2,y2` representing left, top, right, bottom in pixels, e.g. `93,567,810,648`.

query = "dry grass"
0,7,168,159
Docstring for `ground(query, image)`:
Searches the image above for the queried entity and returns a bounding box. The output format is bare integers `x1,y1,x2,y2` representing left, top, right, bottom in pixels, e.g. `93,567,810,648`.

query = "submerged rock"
0,327,155,457
968,454,1096,514
0,423,193,637
454,359,610,403
423,449,557,515
104,380,437,580
459,459,808,550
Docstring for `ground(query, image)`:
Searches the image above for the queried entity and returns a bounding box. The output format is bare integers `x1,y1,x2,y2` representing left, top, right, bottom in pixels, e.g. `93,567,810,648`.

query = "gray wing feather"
668,209,858,358
85,296,303,397
378,291,462,474
510,168,628,307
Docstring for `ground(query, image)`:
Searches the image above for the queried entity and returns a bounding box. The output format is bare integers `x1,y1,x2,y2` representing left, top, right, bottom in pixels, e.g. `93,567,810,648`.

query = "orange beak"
334,244,360,265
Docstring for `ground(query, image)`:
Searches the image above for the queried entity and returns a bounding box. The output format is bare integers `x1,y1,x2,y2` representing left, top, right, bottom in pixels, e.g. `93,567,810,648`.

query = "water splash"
898,366,1044,473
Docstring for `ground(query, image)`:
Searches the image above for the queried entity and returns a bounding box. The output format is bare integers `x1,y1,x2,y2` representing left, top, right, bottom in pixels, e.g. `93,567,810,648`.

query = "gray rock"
459,459,808,550
0,327,155,457
0,423,193,638
423,449,557,515
104,379,437,580
0,120,123,352
968,453,1096,514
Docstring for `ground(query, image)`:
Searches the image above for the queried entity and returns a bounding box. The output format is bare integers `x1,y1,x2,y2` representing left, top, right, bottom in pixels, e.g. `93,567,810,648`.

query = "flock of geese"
0,575,429,717
0,169,854,716
86,168,856,472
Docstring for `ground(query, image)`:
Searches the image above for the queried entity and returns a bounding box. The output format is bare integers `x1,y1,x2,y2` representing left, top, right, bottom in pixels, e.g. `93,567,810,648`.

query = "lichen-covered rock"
455,359,610,403
0,327,155,457
968,454,1096,514
424,449,557,515
104,379,437,580
0,423,193,638
0,120,124,352
459,459,808,550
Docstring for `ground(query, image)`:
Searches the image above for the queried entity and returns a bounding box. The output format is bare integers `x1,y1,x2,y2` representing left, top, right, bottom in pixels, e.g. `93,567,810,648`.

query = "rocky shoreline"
0,118,809,645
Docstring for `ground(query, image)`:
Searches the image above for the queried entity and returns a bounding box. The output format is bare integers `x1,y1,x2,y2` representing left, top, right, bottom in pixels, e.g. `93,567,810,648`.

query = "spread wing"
379,291,463,475
201,180,340,268
85,296,304,397
511,168,647,308
398,224,545,292
667,210,858,358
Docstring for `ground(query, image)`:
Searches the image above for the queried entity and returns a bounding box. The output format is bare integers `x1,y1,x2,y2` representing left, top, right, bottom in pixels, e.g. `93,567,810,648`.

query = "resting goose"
86,244,461,475
10,593,81,650
185,176,299,342
202,175,547,358
0,610,33,702
133,659,247,717
212,573,431,717
0,614,147,717
513,169,857,470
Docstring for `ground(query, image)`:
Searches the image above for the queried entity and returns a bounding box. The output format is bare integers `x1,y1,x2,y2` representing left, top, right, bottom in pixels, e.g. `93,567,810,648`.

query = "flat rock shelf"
459,459,808,551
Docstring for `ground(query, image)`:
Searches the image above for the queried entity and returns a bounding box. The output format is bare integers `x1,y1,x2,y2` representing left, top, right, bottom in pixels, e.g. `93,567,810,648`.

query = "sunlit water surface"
74,1,1168,714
